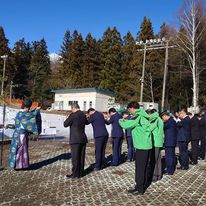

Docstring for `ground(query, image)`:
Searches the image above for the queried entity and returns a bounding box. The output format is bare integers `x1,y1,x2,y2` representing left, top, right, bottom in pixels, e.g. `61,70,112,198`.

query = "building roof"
51,88,115,97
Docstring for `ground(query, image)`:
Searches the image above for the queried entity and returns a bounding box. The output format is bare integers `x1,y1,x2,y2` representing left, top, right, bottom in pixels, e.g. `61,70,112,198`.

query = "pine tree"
119,31,140,102
99,27,123,98
59,29,73,87
61,30,72,59
0,26,9,56
71,30,85,87
29,38,51,103
82,33,100,87
59,30,84,88
12,38,32,98
137,16,154,42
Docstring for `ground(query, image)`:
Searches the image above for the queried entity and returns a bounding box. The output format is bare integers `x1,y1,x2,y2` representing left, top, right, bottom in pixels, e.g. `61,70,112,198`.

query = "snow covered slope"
0,106,111,140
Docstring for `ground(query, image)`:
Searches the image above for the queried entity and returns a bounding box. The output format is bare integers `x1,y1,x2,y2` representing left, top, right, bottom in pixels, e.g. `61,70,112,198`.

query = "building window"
68,101,78,106
89,101,92,108
83,101,86,111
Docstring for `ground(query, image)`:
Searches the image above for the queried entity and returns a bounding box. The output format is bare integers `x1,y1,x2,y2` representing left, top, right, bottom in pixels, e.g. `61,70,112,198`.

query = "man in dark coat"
87,108,108,170
122,111,134,162
160,111,177,175
106,108,124,166
64,103,88,179
177,109,191,170
190,113,200,164
199,112,206,160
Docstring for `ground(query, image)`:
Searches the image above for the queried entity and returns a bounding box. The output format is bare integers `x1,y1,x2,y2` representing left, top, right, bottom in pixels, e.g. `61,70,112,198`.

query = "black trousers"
165,147,176,174
94,136,108,169
199,137,206,160
70,143,86,178
112,137,123,165
147,147,162,183
190,140,199,163
135,149,151,193
152,147,162,181
178,141,189,168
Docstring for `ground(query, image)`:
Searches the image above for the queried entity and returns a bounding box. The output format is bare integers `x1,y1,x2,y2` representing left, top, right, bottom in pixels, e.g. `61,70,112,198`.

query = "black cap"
22,98,32,109
159,110,170,117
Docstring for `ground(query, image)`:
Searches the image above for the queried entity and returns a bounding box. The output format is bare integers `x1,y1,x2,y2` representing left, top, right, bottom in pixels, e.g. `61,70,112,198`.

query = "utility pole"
137,39,176,109
161,41,169,112
0,55,8,170
0,55,8,96
140,44,146,103
9,81,18,104
9,81,12,104
0,104,6,170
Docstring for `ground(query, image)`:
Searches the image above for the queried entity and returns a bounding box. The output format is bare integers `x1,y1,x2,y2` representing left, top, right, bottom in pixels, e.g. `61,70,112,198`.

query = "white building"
51,88,115,112
139,102,159,112
112,102,159,112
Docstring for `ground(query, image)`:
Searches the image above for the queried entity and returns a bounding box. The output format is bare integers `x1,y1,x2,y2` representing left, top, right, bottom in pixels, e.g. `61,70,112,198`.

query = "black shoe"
177,166,188,170
178,166,189,170
80,173,85,178
93,167,101,171
190,161,197,165
65,174,79,179
128,189,144,195
110,163,119,166
152,179,158,182
128,189,137,194
164,172,174,175
133,190,144,195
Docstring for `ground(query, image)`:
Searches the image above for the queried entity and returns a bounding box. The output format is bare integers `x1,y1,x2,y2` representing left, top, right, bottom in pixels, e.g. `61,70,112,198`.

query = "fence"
0,98,39,108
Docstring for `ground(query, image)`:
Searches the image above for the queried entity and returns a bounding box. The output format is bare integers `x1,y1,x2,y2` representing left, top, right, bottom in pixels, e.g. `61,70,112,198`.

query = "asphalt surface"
0,139,205,206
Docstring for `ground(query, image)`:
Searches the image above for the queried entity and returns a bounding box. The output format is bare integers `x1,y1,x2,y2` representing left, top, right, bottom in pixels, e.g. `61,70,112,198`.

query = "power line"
136,38,176,111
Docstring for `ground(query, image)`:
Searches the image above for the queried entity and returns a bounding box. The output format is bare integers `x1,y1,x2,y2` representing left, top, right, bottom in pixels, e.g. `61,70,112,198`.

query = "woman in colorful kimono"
8,99,40,169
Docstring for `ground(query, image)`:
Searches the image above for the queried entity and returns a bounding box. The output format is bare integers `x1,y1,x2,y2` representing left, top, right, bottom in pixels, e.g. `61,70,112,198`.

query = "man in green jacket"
119,101,152,195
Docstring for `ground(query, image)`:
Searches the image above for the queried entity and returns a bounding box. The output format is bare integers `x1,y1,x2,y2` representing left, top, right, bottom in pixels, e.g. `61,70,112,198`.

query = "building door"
59,101,63,110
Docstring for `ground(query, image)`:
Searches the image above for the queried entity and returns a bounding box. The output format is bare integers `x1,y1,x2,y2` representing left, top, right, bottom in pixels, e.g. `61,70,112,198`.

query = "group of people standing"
8,99,205,196
62,102,166,195
63,101,206,195
188,111,206,164
162,109,206,173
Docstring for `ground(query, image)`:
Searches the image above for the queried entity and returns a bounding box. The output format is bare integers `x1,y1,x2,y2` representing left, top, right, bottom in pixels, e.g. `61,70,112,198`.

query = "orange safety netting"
0,98,39,107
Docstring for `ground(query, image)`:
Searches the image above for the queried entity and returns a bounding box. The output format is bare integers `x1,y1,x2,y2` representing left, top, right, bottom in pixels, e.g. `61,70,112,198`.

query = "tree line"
0,0,206,110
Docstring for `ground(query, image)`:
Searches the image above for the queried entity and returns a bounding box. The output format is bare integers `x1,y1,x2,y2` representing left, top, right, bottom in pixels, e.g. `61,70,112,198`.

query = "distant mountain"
49,53,61,63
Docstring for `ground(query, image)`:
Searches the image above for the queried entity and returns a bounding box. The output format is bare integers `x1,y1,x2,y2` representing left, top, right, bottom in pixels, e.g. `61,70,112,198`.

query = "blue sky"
0,0,184,53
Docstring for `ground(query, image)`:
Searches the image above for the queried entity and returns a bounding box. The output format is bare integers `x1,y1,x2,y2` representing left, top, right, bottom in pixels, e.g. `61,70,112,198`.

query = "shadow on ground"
29,152,71,170
83,153,128,177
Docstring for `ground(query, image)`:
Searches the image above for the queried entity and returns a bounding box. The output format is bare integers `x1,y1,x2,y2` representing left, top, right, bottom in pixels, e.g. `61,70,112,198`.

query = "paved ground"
0,139,205,206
